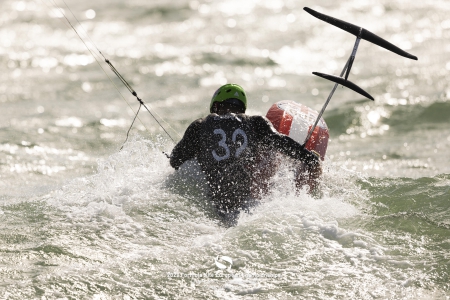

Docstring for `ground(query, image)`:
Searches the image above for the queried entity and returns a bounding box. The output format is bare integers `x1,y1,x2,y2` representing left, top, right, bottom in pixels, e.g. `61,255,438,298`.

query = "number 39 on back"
212,128,248,162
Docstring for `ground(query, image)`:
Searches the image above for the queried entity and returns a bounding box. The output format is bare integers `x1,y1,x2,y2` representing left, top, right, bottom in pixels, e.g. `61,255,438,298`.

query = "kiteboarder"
169,83,321,224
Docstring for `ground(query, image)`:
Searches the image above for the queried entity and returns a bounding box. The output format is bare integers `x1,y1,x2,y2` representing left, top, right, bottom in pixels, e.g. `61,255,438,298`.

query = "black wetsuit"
170,113,318,217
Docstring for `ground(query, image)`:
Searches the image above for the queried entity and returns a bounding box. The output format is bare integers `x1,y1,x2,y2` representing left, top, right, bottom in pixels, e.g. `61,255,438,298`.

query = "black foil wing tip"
312,72,375,101
304,7,418,60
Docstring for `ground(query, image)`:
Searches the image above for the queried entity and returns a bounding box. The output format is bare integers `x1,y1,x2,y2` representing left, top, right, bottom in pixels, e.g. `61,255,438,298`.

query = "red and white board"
266,100,329,161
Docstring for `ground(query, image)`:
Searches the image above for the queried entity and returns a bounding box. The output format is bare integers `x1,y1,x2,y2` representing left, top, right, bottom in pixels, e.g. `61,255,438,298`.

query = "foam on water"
15,136,435,298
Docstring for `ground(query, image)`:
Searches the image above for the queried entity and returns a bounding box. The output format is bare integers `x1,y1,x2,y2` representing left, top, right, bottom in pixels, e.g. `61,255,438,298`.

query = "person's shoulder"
246,115,280,134
248,115,269,121
184,116,207,133
247,114,271,125
193,116,207,123
188,116,208,126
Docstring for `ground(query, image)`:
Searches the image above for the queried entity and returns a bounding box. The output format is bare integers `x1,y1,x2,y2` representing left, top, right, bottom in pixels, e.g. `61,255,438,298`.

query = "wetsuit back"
170,113,317,214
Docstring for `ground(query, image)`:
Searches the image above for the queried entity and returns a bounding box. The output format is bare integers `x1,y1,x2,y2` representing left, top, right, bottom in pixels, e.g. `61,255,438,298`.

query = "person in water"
170,83,321,223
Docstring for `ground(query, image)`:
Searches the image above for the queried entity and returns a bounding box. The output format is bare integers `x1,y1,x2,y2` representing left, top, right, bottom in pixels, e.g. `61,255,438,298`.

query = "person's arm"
255,116,322,193
295,150,322,194
254,116,320,165
170,119,202,170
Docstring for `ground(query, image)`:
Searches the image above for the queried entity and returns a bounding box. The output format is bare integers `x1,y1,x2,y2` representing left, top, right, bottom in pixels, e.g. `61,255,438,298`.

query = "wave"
360,174,450,229
11,136,436,298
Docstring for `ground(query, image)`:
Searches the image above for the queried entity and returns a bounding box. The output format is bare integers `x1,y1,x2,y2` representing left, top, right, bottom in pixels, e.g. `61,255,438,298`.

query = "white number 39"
212,128,248,162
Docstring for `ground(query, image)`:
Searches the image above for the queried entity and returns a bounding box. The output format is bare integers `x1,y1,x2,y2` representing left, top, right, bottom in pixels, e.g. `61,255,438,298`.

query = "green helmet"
210,83,247,113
